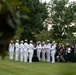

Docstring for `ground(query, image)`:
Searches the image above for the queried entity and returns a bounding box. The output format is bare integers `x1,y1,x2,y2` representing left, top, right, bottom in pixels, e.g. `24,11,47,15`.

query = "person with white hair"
20,40,24,62
50,41,56,63
28,40,34,63
9,40,14,60
46,40,51,62
15,40,20,61
41,41,46,62
24,39,29,62
36,41,41,61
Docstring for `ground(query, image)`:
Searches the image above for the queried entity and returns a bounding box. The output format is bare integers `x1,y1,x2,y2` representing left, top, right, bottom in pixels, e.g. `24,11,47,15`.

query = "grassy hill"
0,56,76,75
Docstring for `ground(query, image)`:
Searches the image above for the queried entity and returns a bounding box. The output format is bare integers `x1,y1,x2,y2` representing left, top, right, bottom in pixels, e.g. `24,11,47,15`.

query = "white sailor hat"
11,40,13,42
30,40,33,43
42,41,45,44
46,40,50,42
21,40,23,43
25,39,27,42
66,43,69,45
52,41,55,43
16,40,19,42
38,41,41,43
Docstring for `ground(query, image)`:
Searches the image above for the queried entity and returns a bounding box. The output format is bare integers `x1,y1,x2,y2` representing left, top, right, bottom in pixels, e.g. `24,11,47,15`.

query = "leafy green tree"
10,0,30,40
34,30,52,41
48,0,76,40
0,0,29,59
13,26,24,40
19,0,48,41
0,0,21,59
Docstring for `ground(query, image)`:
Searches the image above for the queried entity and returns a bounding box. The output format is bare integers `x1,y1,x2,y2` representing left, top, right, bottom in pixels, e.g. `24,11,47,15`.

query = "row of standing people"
55,43,76,62
9,39,56,63
9,39,35,63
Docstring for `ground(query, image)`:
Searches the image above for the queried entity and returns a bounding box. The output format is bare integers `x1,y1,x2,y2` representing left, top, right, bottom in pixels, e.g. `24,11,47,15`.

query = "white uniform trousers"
9,50,14,59
28,50,33,63
20,51,24,62
51,50,55,63
24,49,28,62
37,50,41,61
15,50,19,61
46,50,50,62
42,50,46,62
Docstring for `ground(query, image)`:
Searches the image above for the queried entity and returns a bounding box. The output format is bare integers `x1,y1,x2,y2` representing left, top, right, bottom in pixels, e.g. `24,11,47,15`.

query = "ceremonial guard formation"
9,39,76,63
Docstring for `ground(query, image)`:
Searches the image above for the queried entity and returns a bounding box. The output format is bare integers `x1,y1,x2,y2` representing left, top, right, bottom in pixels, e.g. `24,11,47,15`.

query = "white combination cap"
21,40,23,43
16,40,19,42
52,41,55,43
11,40,13,42
25,39,27,42
30,40,33,43
38,41,41,43
42,41,45,44
46,40,50,42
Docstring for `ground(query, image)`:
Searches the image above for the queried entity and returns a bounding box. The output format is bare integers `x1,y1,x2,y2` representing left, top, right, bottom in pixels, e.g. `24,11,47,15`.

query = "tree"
19,0,48,41
13,26,24,40
0,0,29,59
48,0,76,40
0,0,21,59
34,30,52,42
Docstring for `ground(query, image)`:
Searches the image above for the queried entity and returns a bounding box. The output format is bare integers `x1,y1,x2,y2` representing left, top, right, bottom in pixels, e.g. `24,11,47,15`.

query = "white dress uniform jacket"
9,43,14,59
50,44,56,63
46,43,51,62
36,44,41,61
20,43,24,62
24,42,29,62
15,42,20,61
28,43,34,63
41,44,46,62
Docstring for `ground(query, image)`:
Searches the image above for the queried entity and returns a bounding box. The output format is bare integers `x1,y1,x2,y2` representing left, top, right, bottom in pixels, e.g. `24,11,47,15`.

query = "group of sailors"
9,39,56,63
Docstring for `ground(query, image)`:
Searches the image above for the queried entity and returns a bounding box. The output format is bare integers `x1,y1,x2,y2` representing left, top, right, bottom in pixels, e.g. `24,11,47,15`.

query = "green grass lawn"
0,56,76,75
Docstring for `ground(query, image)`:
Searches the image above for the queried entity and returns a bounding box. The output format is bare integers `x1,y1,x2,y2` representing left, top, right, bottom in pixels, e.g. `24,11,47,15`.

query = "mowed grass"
0,56,76,75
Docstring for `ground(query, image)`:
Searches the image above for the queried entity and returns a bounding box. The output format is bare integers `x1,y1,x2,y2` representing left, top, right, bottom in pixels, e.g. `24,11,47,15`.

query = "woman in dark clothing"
56,45,65,62
73,44,76,62
71,44,75,62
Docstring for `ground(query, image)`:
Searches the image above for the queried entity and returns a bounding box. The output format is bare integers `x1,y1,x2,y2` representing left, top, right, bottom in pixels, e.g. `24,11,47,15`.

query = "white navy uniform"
20,42,24,62
50,43,56,63
15,42,20,61
36,44,41,61
24,42,29,62
46,43,51,62
41,44,46,62
28,42,34,63
9,43,14,59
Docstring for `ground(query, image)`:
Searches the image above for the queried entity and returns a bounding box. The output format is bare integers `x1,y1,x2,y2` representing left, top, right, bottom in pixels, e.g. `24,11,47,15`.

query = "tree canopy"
0,0,21,59
0,0,30,59
19,0,48,41
48,0,76,40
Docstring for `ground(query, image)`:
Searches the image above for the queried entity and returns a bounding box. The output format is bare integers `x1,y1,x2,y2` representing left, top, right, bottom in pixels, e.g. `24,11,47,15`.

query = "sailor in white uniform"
41,41,46,62
36,41,41,61
28,40,34,63
46,40,51,62
50,41,56,63
15,40,20,61
24,39,29,62
9,40,14,60
20,41,24,62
